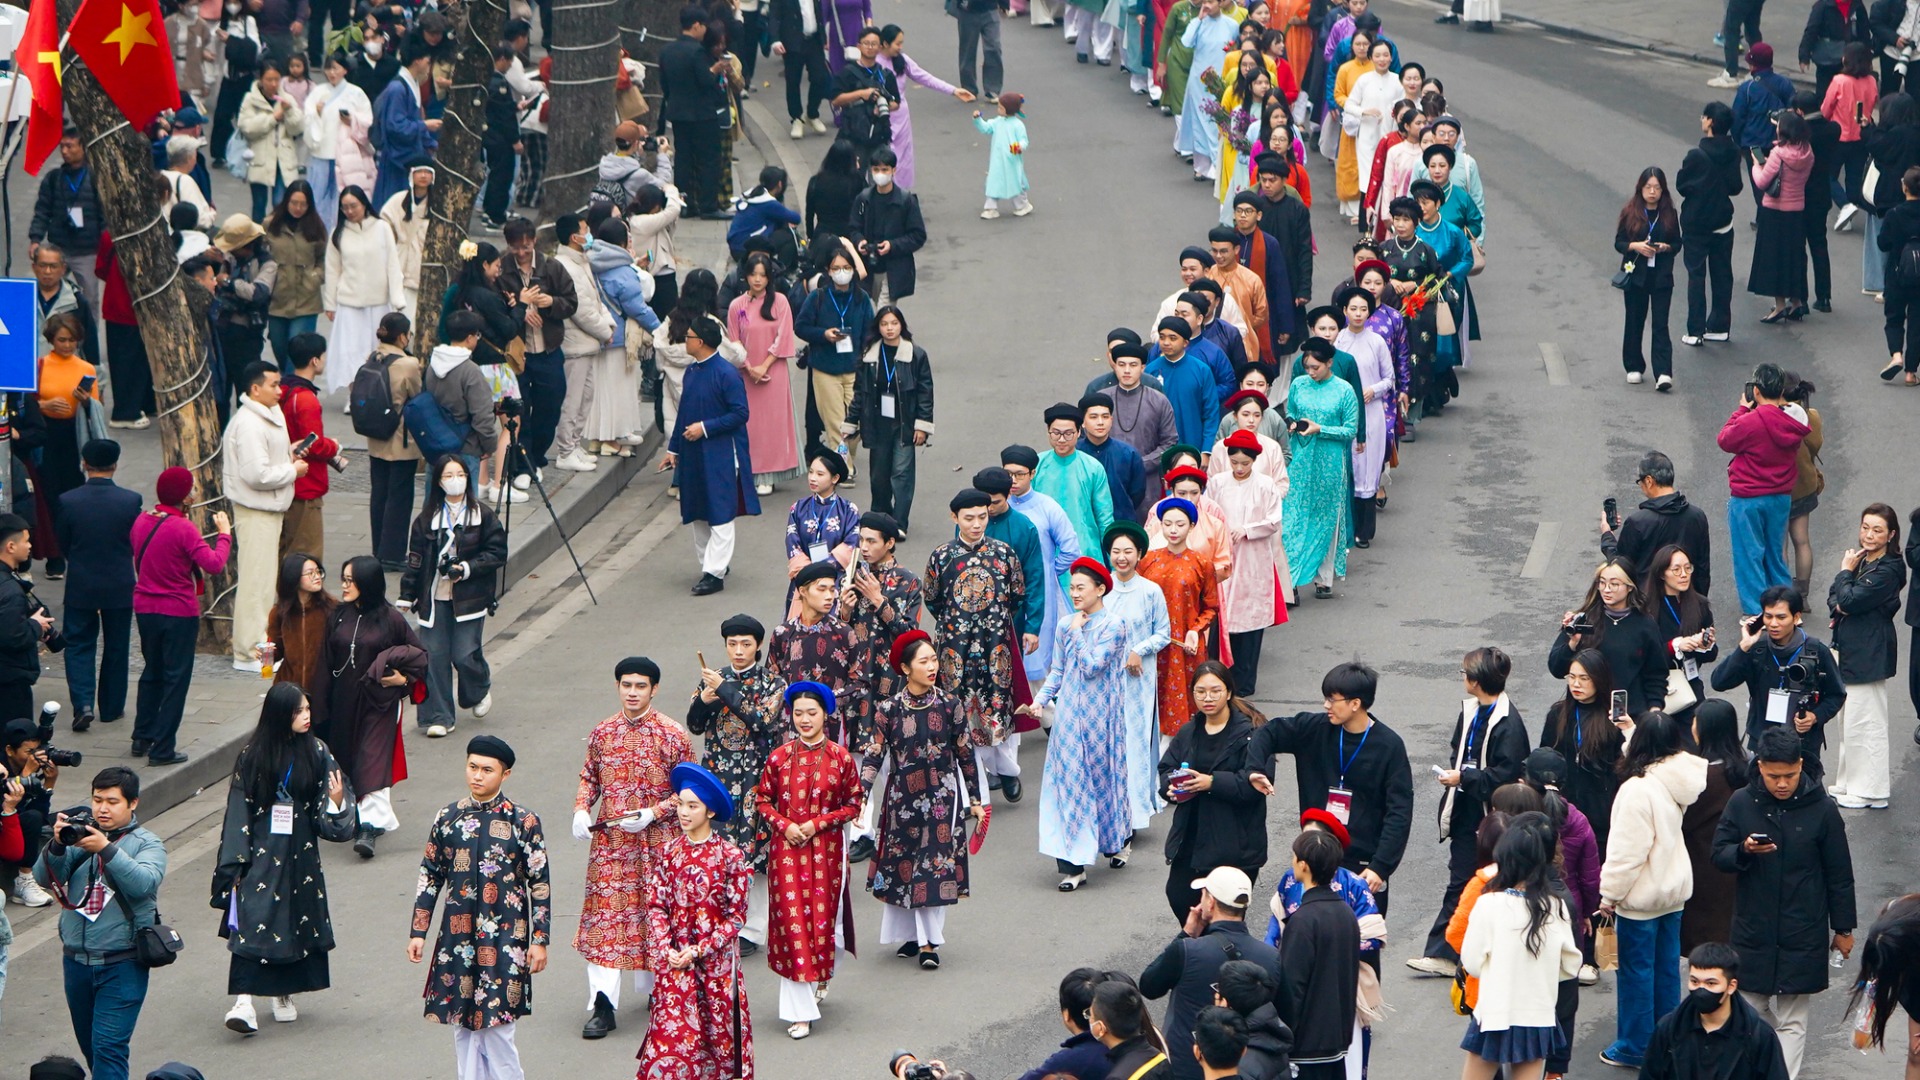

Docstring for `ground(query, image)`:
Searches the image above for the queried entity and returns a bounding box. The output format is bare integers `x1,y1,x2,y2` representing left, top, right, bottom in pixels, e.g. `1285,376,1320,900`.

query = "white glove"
616,808,655,833
572,809,593,841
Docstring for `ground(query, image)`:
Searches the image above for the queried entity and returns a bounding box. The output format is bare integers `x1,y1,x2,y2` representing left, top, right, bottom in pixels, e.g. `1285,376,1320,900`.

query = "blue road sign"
0,279,38,392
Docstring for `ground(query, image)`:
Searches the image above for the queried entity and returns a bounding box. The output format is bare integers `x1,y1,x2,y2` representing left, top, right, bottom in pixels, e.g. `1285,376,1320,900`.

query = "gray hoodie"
426,343,500,457
597,151,672,204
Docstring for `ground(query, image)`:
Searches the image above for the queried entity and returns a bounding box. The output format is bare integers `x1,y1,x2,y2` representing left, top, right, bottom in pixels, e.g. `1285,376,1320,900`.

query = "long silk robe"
757,737,863,984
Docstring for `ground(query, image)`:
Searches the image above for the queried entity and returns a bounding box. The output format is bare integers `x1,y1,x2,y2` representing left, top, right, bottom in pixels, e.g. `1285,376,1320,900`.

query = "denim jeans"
418,599,490,729
250,174,287,223
267,313,319,371
63,606,132,721
132,612,199,758
866,426,919,532
1727,492,1792,614
1867,211,1887,292
1606,910,1680,1065
62,957,149,1080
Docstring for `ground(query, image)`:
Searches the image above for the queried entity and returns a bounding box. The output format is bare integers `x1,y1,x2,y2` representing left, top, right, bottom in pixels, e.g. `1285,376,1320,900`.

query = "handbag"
1436,298,1457,336
1468,233,1486,277
112,888,184,969
503,335,527,375
1593,914,1620,971
1664,666,1698,712
1612,259,1637,290
1449,963,1473,1016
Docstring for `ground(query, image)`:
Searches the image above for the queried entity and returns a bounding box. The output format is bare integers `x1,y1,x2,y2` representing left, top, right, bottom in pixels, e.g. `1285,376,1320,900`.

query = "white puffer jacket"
236,84,306,188
1598,751,1707,918
551,246,615,359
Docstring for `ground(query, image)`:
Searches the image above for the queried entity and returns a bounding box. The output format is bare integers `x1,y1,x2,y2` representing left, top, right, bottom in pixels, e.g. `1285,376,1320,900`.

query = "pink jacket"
1716,404,1810,497
131,508,233,619
334,125,377,196
1822,73,1879,141
1752,141,1814,212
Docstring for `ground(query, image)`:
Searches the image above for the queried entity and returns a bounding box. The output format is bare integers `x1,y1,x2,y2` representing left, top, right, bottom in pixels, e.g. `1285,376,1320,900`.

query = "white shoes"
473,692,494,719
425,724,450,738
1835,204,1860,231
1680,334,1703,347
12,871,51,907
1707,71,1744,88
1405,956,1459,977
1656,374,1674,392
790,119,805,138
980,208,1001,219
512,472,533,492
106,416,151,430
554,449,598,472
481,483,530,504
1579,964,1599,986
755,483,774,495
1013,201,1034,217
1703,331,1730,342
808,117,828,134
1626,371,1644,384
226,996,259,1035
271,996,298,1023
233,658,263,674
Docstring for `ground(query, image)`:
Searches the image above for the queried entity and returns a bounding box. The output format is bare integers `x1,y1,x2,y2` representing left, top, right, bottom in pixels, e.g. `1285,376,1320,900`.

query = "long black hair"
455,240,502,295
1544,647,1622,771
417,454,480,529
1850,894,1920,1050
1616,166,1678,242
271,551,334,632
1639,543,1706,633
1488,811,1562,955
1618,710,1687,779
865,303,913,351
342,553,390,611
878,23,909,75
740,252,781,322
331,185,375,250
667,268,720,344
233,682,321,809
1689,698,1750,789
266,179,329,244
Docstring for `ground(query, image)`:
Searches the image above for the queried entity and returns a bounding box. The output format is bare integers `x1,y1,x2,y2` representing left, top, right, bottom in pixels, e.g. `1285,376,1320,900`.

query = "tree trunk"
543,0,622,220
56,0,235,653
623,0,680,118
414,0,508,353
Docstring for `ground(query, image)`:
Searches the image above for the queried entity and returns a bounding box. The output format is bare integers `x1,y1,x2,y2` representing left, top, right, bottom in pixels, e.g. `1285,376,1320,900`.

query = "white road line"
1521,521,1561,579
1541,343,1570,386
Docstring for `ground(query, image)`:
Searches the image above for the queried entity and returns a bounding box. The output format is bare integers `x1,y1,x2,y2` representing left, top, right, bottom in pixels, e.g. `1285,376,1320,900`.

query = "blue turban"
670,762,735,822
785,680,838,715
1157,497,1199,524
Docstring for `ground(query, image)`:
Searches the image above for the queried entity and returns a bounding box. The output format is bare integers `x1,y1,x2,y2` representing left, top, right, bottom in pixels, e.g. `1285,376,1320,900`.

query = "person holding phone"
1614,167,1682,390
1824,503,1907,809
1550,556,1670,717
33,313,99,580
1709,584,1847,775
1749,110,1816,324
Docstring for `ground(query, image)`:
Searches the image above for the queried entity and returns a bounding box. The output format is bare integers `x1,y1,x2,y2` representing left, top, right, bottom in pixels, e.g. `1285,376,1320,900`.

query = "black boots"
582,991,617,1039
353,826,378,859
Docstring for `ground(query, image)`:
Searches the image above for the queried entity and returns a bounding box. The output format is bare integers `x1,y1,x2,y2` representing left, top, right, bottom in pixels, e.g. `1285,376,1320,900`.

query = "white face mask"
363,39,383,58
830,269,854,287
441,477,467,497
226,2,241,11
870,170,893,187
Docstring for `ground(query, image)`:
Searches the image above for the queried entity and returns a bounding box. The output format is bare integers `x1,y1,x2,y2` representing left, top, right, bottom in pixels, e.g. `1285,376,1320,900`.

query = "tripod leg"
503,427,597,604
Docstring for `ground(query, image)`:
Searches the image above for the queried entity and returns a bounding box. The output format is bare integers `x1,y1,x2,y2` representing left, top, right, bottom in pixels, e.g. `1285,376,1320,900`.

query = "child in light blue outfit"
972,92,1032,219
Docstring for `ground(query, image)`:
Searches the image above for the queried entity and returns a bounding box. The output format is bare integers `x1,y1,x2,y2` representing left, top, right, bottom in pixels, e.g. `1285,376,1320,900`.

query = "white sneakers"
755,483,774,496
1703,331,1730,342
106,416,152,430
1656,374,1674,392
226,996,259,1035
554,449,598,472
481,483,530,504
1626,371,1644,384
808,117,827,134
790,119,805,139
512,472,534,492
1405,956,1459,977
425,724,450,738
1835,204,1860,231
1707,72,1744,88
1681,334,1704,347
1579,964,1599,986
271,996,298,1023
980,208,1001,220
12,870,51,907
473,692,494,719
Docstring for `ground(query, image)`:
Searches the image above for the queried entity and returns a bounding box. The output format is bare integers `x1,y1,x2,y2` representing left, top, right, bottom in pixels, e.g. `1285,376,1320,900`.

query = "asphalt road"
6,3,1919,1077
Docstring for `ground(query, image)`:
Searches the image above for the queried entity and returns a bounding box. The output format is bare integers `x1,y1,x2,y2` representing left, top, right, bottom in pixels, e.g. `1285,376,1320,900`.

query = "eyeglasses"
302,567,325,578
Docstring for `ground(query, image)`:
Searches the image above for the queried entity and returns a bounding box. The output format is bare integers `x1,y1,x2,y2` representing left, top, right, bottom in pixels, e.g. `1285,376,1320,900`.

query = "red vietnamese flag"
14,0,62,176
67,0,179,132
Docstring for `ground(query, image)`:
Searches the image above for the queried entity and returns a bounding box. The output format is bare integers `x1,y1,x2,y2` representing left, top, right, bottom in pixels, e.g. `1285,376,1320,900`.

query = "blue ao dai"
1032,608,1135,868
1103,574,1172,829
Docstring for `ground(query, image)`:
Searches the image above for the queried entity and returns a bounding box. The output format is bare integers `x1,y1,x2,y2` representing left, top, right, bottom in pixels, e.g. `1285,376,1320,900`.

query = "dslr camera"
1781,662,1822,714
438,553,467,582
890,1052,944,1080
55,807,97,847
1566,612,1594,635
33,703,81,768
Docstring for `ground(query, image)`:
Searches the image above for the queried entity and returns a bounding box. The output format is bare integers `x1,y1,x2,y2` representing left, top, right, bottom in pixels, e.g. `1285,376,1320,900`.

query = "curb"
1435,0,1821,87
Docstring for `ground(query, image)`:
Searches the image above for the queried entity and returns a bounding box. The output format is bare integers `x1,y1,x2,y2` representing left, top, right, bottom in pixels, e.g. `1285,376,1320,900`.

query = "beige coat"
323,218,407,312
266,226,326,318
366,343,424,462
378,191,428,292
236,84,306,188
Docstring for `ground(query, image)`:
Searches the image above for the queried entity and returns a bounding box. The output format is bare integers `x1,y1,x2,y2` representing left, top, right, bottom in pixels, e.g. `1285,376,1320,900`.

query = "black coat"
1440,697,1530,839
1805,114,1843,214
658,34,729,126
1603,493,1714,596
1711,775,1857,995
848,341,934,446
1828,553,1906,683
1906,527,1920,627
1710,631,1848,766
1276,887,1360,1063
1803,0,1873,64
1156,710,1268,872
1641,992,1792,1080
1104,1036,1172,1080
1256,189,1314,305
1246,712,1414,878
1550,609,1669,717
766,0,826,49
1140,920,1281,1080
1863,122,1920,212
846,185,927,301
0,565,42,685
1881,197,1920,279
56,477,142,611
1236,1002,1294,1080
1676,136,1745,237
1871,0,1910,49
1613,208,1680,290
398,500,509,620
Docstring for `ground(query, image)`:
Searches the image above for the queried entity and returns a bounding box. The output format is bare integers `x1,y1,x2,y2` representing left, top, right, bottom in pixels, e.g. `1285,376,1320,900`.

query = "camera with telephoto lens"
890,1051,944,1080
33,703,81,767
55,807,97,847
1780,662,1821,714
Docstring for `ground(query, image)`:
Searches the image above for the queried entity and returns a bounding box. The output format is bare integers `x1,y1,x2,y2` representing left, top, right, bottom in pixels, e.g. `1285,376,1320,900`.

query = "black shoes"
1435,12,1459,22
896,940,920,958
739,938,760,957
1354,538,1371,549
73,712,94,733
130,739,150,757
919,949,940,969
847,836,876,863
582,992,616,1039
147,752,189,766
353,826,379,859
1813,298,1833,313
691,573,726,596
1000,775,1023,803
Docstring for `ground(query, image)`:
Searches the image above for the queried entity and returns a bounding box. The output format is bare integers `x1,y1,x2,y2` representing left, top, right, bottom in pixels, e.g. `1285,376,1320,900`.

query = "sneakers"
481,483,529,504
1707,71,1744,88
1578,963,1599,986
1656,374,1673,392
234,658,263,674
790,118,806,138
1626,371,1644,384
1013,201,1034,217
1405,956,1459,977
755,482,774,495
1703,331,1730,342
808,117,828,134
1835,203,1860,231
512,472,533,492
473,692,494,718
271,996,298,1023
980,208,1002,219
106,416,152,430
1598,1049,1640,1069
425,724,451,738
12,871,51,907
226,996,259,1035
1680,334,1703,347
554,449,598,472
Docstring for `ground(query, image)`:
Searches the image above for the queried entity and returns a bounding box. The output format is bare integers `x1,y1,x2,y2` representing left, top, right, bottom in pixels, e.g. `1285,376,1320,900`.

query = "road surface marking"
1541,343,1570,386
1521,521,1560,579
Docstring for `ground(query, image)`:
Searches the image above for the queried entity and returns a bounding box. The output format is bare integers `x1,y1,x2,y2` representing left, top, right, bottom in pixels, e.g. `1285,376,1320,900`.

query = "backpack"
403,384,468,458
1899,238,1920,288
590,174,629,211
224,30,259,75
349,350,404,440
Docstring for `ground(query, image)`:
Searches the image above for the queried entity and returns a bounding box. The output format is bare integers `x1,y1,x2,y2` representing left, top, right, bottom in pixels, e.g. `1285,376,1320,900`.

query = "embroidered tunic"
862,686,979,908
573,710,691,969
638,833,755,1080
769,615,862,746
924,536,1027,746
1138,547,1221,736
756,737,863,983
687,664,789,873
411,794,552,1030
837,561,924,743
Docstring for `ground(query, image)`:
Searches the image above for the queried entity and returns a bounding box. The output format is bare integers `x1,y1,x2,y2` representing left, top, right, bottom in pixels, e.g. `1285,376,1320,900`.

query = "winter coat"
363,343,423,463
1460,890,1582,1032
377,191,428,292
1560,798,1603,929
221,397,298,512
588,244,661,350
498,251,580,355
1641,991,1792,1080
846,184,928,301
1711,774,1857,995
213,741,358,963
1732,71,1796,150
1550,608,1670,718
1439,694,1530,840
1864,121,1920,211
1156,709,1268,872
1709,630,1848,763
727,188,804,260
1828,552,1907,683
1600,751,1708,918
30,163,104,255
424,345,501,459
1676,135,1745,236
1236,1002,1294,1080
265,224,326,318
793,282,874,376
323,217,407,312
846,340,934,445
1682,757,1744,954
0,565,43,685
1602,491,1715,598
1717,404,1809,498
34,820,167,961
1140,919,1282,1080
1274,887,1360,1064
1802,0,1873,66
236,84,307,188
399,499,508,622
280,373,339,501
1752,141,1815,212
550,246,616,358
597,152,670,207
1614,208,1680,290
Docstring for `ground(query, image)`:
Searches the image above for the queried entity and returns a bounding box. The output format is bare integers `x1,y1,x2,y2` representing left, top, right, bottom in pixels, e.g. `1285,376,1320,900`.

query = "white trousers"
692,521,736,576
984,194,1033,213
359,787,398,833
586,963,656,1009
743,874,769,945
976,732,1021,787
1831,678,1890,802
1032,0,1060,24
453,1020,523,1080
1068,10,1116,57
853,756,891,840
778,976,821,1023
1742,991,1810,1078
231,505,284,664
877,902,946,947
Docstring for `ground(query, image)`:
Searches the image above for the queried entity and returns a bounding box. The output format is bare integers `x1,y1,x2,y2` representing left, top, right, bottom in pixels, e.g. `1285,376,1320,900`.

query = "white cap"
1189,866,1253,909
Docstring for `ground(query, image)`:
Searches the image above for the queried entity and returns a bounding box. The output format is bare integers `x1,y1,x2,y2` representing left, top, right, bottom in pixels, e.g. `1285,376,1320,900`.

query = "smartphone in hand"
292,432,319,457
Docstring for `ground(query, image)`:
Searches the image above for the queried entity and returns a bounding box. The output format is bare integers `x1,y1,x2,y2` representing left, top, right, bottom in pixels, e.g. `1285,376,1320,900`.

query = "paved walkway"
1403,0,1821,81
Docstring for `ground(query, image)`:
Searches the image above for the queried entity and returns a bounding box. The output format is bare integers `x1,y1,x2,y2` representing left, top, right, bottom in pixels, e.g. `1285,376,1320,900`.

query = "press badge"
1765,688,1794,726
68,206,84,228
1683,657,1699,681
270,802,295,835
1326,787,1353,826
808,542,829,563
879,393,896,419
836,335,854,353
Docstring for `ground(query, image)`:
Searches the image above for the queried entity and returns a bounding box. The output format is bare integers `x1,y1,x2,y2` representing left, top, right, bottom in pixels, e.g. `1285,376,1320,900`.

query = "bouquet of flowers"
1398,273,1452,320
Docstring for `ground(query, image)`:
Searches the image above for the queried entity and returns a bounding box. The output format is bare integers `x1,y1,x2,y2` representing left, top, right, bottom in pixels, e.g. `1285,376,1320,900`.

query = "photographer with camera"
33,765,169,1080
1710,585,1847,776
398,457,507,740
3,717,65,907
1716,363,1809,618
0,513,59,724
1710,728,1856,1078
1599,450,1714,598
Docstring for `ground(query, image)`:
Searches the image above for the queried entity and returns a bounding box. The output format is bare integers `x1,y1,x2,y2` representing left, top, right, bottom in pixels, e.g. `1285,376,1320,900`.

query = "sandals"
788,1022,812,1039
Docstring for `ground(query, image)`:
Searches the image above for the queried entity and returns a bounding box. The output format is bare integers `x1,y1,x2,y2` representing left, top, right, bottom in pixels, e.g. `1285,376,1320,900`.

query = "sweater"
1752,141,1815,212
131,508,233,618
1716,404,1809,498
1599,752,1707,918
1247,713,1415,878
323,218,408,312
1459,890,1582,1031
221,397,299,512
1823,72,1880,141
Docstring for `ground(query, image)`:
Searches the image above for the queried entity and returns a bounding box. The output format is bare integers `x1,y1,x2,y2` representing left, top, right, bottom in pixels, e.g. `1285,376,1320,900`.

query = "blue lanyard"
880,343,900,388
1769,634,1807,684
1663,596,1682,629
865,63,886,85
1463,705,1491,762
1337,722,1370,785
827,287,853,331
1572,706,1582,751
66,169,86,198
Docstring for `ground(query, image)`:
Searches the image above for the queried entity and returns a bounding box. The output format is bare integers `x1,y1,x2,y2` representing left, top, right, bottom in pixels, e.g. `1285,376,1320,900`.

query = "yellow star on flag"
36,51,62,84
100,5,158,65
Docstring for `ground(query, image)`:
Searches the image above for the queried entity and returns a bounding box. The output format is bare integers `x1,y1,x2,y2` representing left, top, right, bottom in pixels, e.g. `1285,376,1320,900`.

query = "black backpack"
1900,238,1920,289
349,350,404,441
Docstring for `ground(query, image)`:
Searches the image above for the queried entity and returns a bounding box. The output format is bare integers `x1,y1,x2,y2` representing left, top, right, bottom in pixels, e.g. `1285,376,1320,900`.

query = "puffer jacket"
551,245,615,358
1600,751,1708,918
236,84,306,188
378,190,429,292
588,243,661,349
1753,141,1815,211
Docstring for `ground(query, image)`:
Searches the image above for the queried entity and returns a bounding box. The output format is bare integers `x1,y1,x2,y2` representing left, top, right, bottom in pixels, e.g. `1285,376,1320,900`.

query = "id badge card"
836,335,854,354
270,802,295,835
1683,656,1699,681
879,393,896,419
807,541,829,563
68,206,84,228
1765,688,1794,726
1326,787,1353,826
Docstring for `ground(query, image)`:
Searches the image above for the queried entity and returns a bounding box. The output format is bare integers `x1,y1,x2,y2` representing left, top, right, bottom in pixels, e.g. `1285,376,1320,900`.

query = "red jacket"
96,233,137,326
1716,404,1809,498
280,374,339,501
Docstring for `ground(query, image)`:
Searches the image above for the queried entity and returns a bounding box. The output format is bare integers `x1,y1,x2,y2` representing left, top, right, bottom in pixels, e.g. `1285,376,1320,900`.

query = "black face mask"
1687,987,1727,1013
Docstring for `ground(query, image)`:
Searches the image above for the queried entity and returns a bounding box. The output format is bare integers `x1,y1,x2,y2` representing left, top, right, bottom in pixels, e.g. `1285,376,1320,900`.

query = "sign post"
0,278,44,522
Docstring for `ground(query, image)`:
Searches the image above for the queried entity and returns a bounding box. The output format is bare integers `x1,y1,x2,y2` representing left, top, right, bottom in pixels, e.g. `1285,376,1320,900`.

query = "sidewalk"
16,114,777,820
1429,0,1820,83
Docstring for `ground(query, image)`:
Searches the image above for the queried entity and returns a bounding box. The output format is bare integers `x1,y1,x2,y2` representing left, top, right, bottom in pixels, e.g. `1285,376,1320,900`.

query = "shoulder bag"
111,881,185,968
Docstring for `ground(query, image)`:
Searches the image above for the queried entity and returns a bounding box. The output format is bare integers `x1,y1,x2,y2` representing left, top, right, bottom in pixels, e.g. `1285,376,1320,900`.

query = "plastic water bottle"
1832,948,1847,969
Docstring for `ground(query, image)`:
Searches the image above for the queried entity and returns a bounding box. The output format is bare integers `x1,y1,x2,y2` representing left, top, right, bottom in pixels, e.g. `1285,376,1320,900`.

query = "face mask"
830,269,854,287
441,477,467,497
1687,987,1726,1013
581,236,596,251
871,170,893,187
226,2,241,11
363,40,383,58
